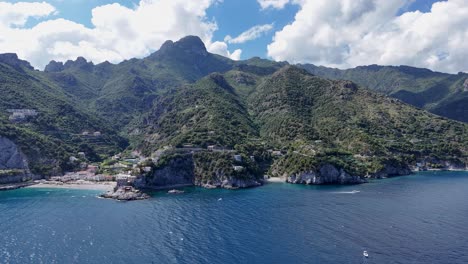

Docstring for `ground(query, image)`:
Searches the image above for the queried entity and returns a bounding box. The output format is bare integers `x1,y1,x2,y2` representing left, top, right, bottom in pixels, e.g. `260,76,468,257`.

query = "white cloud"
268,0,468,73
225,24,273,44
257,0,290,10
208,41,242,60
0,1,56,27
0,0,242,69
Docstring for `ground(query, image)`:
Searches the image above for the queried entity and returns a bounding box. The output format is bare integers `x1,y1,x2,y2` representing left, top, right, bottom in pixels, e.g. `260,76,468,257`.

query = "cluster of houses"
48,165,115,183
47,166,143,186
7,109,38,122
232,154,257,172
42,150,154,187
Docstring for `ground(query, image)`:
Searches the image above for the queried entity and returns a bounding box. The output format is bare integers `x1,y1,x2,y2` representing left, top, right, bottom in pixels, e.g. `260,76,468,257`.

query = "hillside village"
39,144,263,185
29,138,467,200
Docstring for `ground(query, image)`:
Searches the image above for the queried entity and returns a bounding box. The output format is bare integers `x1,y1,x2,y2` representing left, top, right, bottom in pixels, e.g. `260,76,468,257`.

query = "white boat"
168,189,184,194
363,251,369,258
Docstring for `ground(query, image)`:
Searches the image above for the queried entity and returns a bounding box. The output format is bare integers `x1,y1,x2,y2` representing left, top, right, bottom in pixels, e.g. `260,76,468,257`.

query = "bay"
1,171,468,264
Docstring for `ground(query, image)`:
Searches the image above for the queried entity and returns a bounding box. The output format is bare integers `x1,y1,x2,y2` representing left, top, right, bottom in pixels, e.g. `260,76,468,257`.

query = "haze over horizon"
0,0,467,73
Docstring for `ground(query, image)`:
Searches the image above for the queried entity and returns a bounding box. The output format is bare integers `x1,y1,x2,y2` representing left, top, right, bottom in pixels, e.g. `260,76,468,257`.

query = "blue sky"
10,0,442,59
9,0,299,59
206,1,299,59
1,0,465,73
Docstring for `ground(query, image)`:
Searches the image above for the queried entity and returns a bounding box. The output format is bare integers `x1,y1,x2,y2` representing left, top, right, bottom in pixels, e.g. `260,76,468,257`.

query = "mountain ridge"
299,63,468,122
0,35,466,188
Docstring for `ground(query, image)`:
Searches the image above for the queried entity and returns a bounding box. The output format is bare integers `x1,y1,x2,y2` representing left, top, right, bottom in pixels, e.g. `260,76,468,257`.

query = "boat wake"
332,190,360,194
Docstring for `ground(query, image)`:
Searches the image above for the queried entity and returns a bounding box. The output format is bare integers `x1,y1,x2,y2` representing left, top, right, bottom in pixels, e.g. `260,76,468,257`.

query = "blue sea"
1,171,468,264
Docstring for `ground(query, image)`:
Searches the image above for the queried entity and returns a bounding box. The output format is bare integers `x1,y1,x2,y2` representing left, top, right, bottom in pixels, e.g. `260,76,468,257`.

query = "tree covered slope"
299,64,468,123
0,54,126,174
0,36,466,182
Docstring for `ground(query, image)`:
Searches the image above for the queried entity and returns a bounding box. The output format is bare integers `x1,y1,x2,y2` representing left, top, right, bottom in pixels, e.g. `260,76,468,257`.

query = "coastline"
26,181,116,191
266,177,286,183
0,182,36,191
412,168,468,173
140,183,195,191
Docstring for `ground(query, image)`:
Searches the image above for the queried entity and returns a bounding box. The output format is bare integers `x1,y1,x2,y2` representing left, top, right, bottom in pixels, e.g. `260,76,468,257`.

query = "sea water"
1,171,468,264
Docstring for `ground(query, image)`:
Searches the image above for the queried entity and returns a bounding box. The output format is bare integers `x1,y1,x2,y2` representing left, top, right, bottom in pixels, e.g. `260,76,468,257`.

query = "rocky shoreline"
286,164,367,185
0,182,35,191
100,186,150,201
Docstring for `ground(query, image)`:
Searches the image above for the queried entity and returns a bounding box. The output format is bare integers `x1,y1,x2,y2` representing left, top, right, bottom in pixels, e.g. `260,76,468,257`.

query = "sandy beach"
26,181,116,191
266,177,286,183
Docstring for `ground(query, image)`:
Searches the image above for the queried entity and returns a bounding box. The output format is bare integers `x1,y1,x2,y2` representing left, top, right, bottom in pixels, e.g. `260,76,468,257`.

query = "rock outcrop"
139,152,263,190
371,163,412,179
196,176,262,189
153,36,208,58
137,154,195,189
100,186,150,201
0,53,33,70
63,57,94,71
0,137,28,170
44,60,65,72
286,164,366,185
0,137,34,184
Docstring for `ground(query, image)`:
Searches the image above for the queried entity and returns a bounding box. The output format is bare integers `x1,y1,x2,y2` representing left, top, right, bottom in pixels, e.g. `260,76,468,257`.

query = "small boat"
363,251,369,258
168,189,184,194
218,198,222,201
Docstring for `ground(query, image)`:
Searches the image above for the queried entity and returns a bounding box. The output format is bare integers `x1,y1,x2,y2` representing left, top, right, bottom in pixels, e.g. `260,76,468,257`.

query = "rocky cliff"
0,137,34,184
0,137,29,170
0,53,33,70
371,163,412,179
194,169,262,189
139,152,263,190
286,164,366,185
136,154,195,189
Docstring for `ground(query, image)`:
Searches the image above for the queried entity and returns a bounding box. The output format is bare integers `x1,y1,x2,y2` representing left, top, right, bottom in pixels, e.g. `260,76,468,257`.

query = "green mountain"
43,36,237,128
299,64,468,123
135,73,258,152
0,36,466,187
0,54,127,175
250,66,467,177
137,62,467,184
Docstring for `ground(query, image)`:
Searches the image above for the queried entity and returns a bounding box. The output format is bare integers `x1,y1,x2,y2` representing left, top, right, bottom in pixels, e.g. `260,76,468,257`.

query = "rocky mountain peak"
64,56,92,68
175,36,207,53
151,35,208,59
44,60,65,72
63,57,94,71
0,53,33,70
45,57,95,72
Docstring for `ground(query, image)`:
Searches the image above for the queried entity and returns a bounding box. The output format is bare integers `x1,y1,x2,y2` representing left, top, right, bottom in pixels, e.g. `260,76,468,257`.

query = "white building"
234,155,242,162
233,166,244,172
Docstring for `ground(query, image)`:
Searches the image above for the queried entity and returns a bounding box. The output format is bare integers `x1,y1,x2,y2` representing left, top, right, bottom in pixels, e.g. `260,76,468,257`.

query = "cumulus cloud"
257,0,290,10
0,0,242,69
225,24,274,44
208,41,242,60
268,0,468,73
0,1,56,27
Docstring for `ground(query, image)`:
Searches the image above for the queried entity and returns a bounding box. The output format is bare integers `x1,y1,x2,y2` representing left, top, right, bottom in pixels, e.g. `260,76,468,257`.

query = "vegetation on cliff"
0,36,466,184
300,64,468,123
